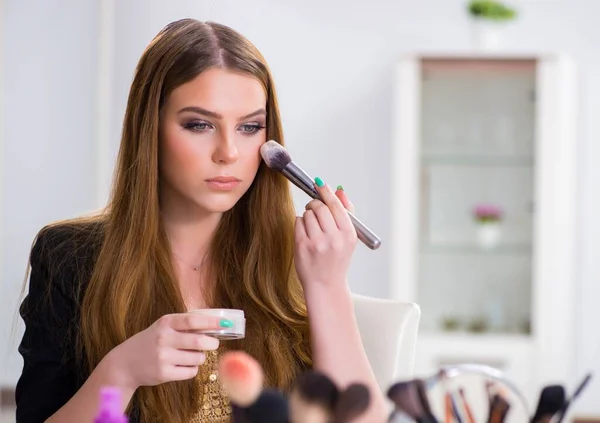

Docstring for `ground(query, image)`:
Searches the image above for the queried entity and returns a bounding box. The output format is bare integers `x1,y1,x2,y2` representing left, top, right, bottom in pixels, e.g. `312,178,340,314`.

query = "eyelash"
182,121,266,135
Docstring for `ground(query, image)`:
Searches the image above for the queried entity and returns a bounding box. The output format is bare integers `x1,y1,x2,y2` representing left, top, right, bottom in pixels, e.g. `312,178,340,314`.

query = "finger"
163,313,223,332
295,216,308,243
313,177,353,230
171,350,207,367
168,365,201,381
302,209,322,239
335,185,355,213
172,333,220,351
305,199,336,232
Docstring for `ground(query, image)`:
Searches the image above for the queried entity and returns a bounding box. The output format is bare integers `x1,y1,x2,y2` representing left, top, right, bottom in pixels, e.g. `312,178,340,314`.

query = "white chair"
352,293,421,391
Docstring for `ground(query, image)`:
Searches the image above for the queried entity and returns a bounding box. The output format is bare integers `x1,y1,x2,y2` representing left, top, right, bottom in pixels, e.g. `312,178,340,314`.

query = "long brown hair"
45,19,310,422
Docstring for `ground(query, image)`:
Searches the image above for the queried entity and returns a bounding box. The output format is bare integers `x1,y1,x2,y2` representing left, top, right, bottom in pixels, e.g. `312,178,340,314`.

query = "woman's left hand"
294,177,357,291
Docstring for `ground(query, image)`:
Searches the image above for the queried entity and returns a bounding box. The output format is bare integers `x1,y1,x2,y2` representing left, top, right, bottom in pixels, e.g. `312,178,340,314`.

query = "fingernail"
336,185,344,191
219,319,234,328
315,177,325,187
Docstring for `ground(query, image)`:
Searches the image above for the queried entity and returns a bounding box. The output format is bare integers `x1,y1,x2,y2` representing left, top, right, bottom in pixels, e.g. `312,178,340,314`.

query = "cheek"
237,140,263,175
161,128,204,171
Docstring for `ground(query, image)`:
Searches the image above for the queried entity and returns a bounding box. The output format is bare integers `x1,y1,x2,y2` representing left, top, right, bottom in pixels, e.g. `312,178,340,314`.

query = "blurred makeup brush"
235,389,290,423
219,351,263,407
448,392,463,423
416,379,437,421
553,373,592,423
458,388,476,423
387,380,439,423
260,140,382,250
333,383,371,423
530,385,565,423
289,370,339,423
487,394,510,423
219,351,288,423
444,392,453,423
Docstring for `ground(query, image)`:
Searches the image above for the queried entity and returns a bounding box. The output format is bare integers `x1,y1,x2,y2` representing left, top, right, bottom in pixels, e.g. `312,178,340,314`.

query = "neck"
160,193,222,263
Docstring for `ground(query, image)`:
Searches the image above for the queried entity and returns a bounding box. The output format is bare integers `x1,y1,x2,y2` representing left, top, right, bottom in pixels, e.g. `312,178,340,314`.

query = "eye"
183,121,213,132
239,124,265,135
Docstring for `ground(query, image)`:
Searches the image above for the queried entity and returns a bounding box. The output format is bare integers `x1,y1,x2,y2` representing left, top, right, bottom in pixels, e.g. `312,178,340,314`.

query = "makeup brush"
485,380,495,402
458,388,476,423
487,394,510,423
448,392,464,423
416,379,438,422
219,351,264,407
444,393,453,423
553,373,592,423
387,380,439,423
333,383,371,423
289,370,339,423
530,385,565,423
219,351,288,423
233,389,290,423
260,140,382,250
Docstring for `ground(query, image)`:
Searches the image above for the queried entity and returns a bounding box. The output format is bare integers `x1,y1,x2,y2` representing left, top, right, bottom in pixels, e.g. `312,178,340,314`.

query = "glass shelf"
421,243,532,255
415,58,536,337
421,153,534,167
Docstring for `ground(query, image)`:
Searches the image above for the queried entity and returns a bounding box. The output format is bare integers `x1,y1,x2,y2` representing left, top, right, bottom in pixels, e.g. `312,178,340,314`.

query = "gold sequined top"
190,350,232,423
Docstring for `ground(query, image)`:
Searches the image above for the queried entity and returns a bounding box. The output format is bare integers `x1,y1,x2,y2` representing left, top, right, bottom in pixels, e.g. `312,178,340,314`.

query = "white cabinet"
389,53,578,417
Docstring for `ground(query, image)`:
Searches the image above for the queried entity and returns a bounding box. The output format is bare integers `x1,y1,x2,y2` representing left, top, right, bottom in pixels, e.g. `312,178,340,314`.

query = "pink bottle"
94,387,128,423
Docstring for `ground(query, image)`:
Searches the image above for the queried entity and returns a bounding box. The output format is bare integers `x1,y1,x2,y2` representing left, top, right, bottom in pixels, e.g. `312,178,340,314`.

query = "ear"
333,383,370,423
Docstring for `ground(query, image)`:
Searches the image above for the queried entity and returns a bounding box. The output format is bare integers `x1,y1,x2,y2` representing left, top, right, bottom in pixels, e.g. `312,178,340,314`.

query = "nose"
212,132,239,164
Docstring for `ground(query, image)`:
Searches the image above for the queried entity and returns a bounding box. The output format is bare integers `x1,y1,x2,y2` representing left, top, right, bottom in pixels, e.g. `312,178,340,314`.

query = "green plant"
467,316,489,333
441,316,461,331
468,0,517,21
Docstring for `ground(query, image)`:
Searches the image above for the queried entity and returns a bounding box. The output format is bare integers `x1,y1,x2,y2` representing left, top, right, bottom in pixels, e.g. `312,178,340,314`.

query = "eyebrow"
177,106,266,120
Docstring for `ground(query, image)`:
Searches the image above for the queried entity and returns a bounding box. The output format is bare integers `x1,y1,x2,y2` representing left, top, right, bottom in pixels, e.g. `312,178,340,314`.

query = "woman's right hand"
108,313,226,390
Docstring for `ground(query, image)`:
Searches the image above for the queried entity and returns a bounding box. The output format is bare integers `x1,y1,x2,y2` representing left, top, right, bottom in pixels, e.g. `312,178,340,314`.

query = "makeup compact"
188,308,246,340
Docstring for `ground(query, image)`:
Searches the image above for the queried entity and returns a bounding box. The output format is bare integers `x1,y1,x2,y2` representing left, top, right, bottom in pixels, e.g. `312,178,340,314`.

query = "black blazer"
15,223,134,422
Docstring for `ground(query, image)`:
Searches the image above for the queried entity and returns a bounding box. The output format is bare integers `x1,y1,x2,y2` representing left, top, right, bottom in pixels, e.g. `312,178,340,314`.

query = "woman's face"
159,67,267,216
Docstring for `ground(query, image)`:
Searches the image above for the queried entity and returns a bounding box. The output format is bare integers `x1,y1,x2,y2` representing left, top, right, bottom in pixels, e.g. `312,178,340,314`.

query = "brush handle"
282,162,382,250
552,373,593,423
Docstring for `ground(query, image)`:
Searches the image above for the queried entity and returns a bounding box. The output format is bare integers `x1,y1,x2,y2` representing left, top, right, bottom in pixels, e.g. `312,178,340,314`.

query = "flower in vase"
473,204,503,249
472,204,503,224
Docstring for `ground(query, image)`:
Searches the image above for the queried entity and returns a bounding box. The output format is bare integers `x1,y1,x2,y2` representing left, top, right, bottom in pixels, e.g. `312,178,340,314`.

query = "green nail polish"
219,319,234,328
315,177,325,187
337,185,344,191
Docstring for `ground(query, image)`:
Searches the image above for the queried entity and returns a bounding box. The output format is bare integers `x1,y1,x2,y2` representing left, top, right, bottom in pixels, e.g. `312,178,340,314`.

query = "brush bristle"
260,140,292,172
416,379,433,414
289,390,332,423
490,394,511,422
333,383,370,423
238,389,289,423
293,370,339,409
386,381,425,420
219,351,264,407
531,385,565,422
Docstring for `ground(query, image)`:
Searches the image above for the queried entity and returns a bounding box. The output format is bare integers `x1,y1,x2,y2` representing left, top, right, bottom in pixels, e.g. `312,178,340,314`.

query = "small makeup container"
188,308,246,340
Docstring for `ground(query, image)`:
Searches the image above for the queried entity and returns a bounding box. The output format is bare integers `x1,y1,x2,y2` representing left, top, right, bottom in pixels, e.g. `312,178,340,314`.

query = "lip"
206,176,241,183
205,176,241,191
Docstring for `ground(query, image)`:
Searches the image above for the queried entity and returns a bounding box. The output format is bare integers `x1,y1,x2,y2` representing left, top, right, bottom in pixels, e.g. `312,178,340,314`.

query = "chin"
196,194,243,214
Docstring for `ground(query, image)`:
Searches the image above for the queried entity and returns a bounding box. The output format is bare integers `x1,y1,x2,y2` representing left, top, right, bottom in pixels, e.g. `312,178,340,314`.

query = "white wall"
3,0,600,417
106,0,600,415
0,0,99,384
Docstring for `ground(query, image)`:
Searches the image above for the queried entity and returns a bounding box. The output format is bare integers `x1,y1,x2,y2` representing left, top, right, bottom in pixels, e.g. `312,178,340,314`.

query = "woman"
15,19,386,423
